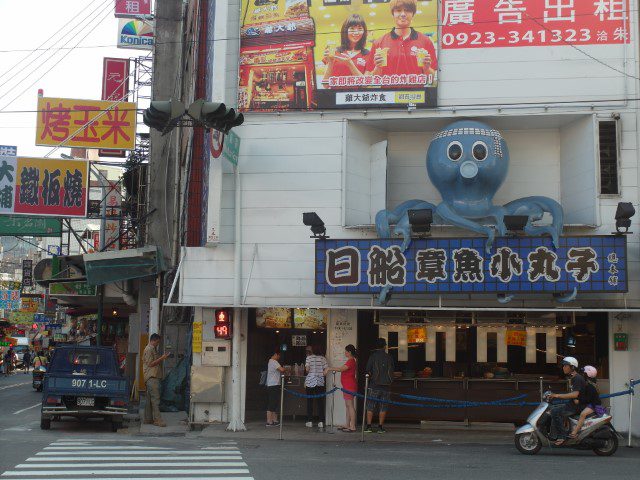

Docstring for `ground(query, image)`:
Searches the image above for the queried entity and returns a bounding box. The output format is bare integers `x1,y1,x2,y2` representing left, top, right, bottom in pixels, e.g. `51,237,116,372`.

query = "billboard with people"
238,0,438,111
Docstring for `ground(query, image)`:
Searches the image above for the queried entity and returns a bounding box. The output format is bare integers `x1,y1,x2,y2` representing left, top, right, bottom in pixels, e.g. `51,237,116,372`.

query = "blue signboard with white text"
315,236,627,295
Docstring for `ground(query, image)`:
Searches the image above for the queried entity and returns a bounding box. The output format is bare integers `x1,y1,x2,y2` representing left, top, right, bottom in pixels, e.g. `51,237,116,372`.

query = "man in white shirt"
266,350,285,427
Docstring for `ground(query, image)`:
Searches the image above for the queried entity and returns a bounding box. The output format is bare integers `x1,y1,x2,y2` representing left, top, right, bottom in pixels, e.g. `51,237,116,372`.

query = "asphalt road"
1,372,639,480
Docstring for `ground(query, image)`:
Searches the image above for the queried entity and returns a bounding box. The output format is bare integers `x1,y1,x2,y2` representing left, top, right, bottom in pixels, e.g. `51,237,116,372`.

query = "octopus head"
426,120,509,202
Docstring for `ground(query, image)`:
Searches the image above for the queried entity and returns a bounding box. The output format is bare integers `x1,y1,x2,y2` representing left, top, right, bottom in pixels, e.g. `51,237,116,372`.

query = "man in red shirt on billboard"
367,0,437,84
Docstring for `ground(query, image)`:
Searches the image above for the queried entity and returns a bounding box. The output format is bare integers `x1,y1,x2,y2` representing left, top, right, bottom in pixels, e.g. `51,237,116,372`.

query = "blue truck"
40,345,129,431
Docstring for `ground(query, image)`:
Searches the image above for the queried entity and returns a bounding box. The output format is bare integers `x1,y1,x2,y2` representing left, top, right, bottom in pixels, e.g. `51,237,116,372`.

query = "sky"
0,0,150,158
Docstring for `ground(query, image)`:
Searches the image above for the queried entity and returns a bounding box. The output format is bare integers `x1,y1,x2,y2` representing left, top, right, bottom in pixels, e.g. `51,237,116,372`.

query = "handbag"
258,370,267,386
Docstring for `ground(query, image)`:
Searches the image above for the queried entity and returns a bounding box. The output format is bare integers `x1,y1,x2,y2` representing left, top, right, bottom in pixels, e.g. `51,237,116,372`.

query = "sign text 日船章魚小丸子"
315,236,627,295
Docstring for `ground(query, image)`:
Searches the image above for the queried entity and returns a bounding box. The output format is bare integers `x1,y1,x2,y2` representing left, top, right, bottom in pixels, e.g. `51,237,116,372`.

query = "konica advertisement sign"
117,19,154,50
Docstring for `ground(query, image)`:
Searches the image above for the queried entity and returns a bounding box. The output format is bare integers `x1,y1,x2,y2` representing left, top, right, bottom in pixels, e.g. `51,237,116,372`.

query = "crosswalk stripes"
0,440,254,479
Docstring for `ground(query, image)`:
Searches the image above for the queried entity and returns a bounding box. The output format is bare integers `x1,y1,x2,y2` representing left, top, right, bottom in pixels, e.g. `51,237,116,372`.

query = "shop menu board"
256,307,328,329
239,0,438,111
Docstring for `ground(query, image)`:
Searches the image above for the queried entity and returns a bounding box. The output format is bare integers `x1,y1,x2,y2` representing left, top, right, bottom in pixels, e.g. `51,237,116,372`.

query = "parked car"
40,345,129,431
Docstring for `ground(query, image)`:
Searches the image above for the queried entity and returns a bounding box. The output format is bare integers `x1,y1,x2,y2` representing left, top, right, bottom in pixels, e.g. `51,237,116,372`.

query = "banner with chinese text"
36,97,136,150
2,157,89,217
0,290,21,310
506,329,527,347
0,216,62,236
315,236,627,294
239,0,438,111
441,0,630,49
115,0,151,17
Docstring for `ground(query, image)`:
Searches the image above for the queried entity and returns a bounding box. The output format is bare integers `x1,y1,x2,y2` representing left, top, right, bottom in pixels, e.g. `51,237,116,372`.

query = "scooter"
32,366,46,392
515,392,619,456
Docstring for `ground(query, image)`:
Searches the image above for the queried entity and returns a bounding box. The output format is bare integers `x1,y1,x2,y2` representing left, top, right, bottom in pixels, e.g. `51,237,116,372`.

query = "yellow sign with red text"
35,97,136,150
506,330,527,347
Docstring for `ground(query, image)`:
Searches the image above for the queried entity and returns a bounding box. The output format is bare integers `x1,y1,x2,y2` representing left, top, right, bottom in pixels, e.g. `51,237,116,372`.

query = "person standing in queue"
325,344,358,432
143,333,170,427
22,349,31,374
266,349,285,427
365,338,394,434
304,344,328,429
366,0,437,81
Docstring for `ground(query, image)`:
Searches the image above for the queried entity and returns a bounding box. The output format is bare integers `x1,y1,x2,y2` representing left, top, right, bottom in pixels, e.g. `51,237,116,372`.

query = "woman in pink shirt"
326,344,358,432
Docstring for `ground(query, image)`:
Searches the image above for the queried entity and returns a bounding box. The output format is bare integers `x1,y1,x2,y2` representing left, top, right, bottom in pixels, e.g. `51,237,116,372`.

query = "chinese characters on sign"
0,290,21,310
506,330,527,347
115,0,151,17
36,97,136,150
441,0,630,49
22,260,33,287
100,58,130,158
316,237,627,294
1,157,89,217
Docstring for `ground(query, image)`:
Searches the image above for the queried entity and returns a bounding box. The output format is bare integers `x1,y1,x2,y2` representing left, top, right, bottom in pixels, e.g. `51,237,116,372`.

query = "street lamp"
504,215,529,235
614,202,635,234
302,212,328,239
407,209,433,235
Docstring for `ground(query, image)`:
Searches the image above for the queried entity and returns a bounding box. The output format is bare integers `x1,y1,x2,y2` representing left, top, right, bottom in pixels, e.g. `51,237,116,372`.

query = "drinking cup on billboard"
377,48,389,67
416,49,429,67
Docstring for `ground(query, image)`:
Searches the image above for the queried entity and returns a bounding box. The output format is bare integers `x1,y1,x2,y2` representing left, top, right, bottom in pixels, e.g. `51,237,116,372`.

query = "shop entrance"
245,308,327,421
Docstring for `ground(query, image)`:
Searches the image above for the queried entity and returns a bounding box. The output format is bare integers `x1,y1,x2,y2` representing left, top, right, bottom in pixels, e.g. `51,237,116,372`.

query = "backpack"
371,352,393,386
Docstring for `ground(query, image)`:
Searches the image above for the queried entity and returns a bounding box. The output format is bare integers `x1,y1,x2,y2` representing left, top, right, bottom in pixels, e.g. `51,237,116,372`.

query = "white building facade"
174,0,640,436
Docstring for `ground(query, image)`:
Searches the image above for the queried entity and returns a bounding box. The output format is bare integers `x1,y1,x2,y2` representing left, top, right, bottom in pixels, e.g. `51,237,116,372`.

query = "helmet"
583,365,597,378
561,356,578,368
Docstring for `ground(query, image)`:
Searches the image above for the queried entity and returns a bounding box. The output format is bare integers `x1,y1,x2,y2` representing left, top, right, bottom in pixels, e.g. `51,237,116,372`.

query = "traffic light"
187,99,244,134
143,98,186,135
213,309,232,339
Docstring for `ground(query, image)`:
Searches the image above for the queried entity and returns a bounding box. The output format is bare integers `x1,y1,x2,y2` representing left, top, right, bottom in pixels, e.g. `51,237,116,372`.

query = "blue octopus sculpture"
375,119,568,304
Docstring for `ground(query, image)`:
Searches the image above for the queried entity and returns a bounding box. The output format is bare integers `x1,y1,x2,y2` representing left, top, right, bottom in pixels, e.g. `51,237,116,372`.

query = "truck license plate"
77,397,95,407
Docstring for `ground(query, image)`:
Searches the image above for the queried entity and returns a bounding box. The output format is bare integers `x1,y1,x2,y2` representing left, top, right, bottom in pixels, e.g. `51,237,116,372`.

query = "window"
599,121,619,195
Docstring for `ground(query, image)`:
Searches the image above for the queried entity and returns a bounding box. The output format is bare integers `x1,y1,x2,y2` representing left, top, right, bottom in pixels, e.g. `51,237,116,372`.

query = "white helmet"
562,356,578,368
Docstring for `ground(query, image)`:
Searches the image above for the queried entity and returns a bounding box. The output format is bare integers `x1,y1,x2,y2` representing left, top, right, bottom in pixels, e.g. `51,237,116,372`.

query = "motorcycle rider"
548,356,586,445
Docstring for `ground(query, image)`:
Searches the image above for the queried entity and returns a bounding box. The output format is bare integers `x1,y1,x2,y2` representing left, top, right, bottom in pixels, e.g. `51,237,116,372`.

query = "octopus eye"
472,141,488,161
447,141,463,161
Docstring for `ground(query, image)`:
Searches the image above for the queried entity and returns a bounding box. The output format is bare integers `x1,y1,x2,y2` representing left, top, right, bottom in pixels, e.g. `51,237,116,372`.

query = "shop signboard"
36,97,136,150
614,332,628,351
99,57,130,158
293,308,328,329
506,329,527,347
407,326,427,344
117,19,155,50
238,0,438,111
115,0,152,17
0,291,21,310
192,321,203,353
0,216,62,236
315,236,628,295
0,145,17,156
441,0,630,50
0,281,21,290
22,260,33,287
8,311,34,325
1,157,90,217
20,297,40,313
49,282,97,296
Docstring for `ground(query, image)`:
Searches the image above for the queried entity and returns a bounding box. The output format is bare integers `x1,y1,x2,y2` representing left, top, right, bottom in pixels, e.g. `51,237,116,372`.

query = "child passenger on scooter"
569,365,605,438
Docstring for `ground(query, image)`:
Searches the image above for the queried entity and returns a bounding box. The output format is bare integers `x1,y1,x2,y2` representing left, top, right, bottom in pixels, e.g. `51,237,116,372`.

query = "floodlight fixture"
614,202,635,234
504,215,529,234
303,212,329,239
407,209,433,235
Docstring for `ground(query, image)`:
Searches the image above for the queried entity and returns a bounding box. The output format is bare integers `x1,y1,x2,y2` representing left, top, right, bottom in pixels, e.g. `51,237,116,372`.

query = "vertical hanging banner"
22,260,33,287
35,97,137,150
10,157,89,217
103,181,122,251
115,0,152,17
99,58,130,158
441,0,630,49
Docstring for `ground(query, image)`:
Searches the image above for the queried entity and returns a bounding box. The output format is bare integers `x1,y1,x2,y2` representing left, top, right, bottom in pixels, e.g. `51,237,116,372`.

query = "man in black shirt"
548,356,586,444
365,338,395,434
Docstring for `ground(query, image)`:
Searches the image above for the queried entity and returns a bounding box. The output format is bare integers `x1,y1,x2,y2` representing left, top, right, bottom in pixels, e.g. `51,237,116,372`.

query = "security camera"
611,113,621,120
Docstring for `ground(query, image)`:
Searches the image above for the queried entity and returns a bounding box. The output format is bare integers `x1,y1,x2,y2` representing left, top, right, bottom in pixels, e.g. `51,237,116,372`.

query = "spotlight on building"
614,202,635,234
303,212,329,239
408,209,433,235
504,215,529,235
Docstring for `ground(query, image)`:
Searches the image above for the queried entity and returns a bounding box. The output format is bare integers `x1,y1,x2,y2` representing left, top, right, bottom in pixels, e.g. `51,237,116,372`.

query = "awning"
83,246,166,286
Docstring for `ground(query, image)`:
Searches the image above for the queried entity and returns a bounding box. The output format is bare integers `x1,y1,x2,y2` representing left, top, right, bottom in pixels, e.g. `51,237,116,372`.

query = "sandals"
554,438,566,446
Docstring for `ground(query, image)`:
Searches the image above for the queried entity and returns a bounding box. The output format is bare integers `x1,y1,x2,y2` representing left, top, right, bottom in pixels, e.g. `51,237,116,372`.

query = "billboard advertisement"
115,0,152,17
117,19,154,50
0,216,62,237
36,97,136,150
441,0,630,49
239,0,438,111
315,236,627,295
0,157,89,217
100,58,130,158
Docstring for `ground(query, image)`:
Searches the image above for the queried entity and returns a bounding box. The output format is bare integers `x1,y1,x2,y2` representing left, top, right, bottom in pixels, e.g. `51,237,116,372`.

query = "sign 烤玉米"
117,19,154,50
36,97,136,150
315,236,628,295
441,0,630,49
48,282,97,296
2,157,90,217
99,57,130,158
0,216,62,236
115,0,151,17
192,322,203,353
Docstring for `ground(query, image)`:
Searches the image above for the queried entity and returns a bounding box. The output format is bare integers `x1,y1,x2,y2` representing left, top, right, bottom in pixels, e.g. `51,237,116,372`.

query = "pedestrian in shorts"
365,338,394,433
266,349,285,427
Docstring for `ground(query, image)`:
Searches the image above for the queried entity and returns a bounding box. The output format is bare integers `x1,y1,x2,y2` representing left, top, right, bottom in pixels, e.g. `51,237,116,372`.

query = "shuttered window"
599,121,619,195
